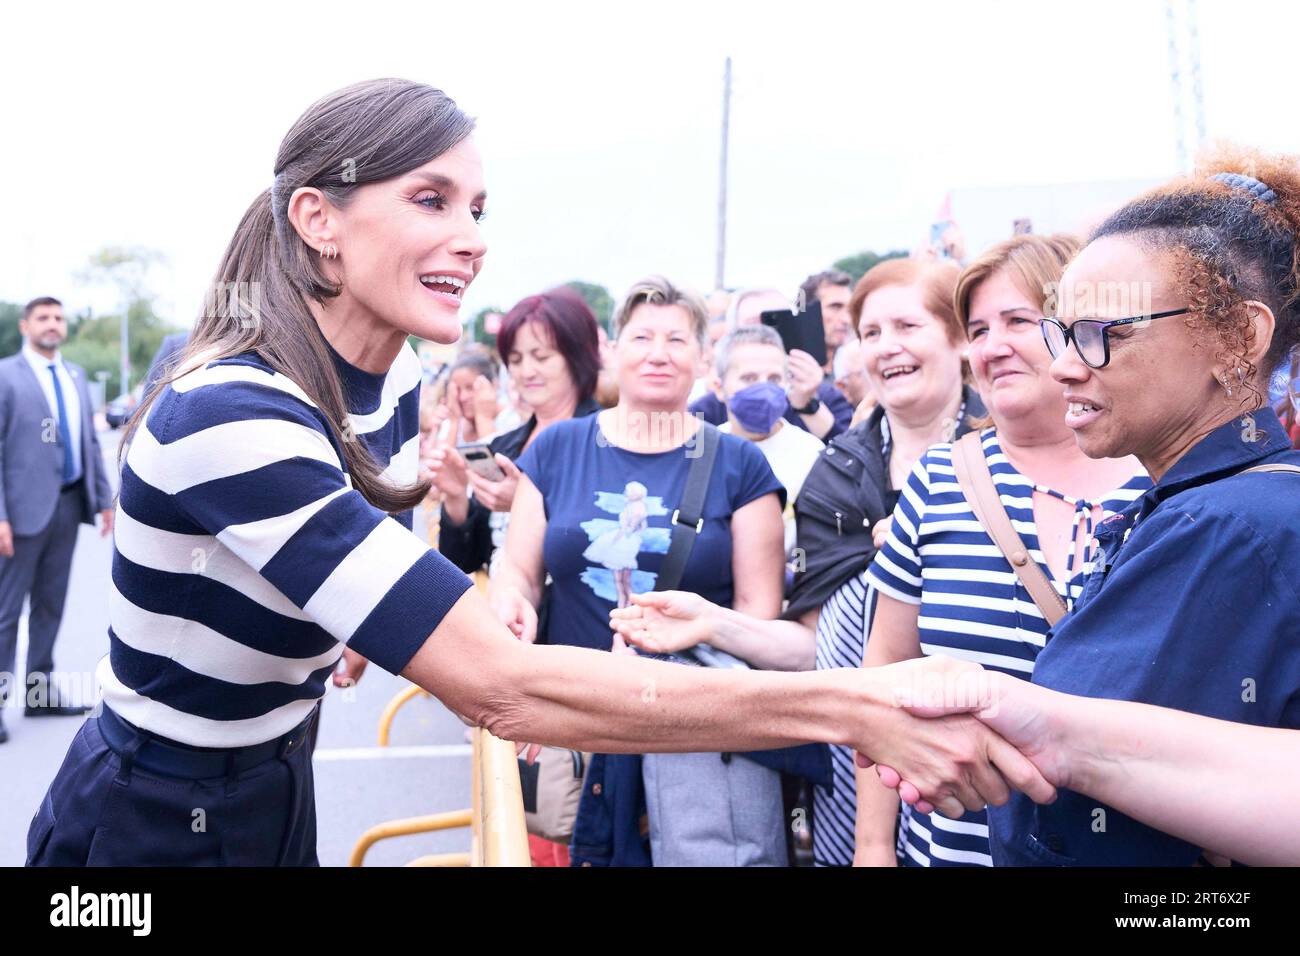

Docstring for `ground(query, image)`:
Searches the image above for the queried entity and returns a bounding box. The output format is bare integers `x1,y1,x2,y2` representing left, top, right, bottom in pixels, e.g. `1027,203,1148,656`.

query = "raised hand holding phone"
465,453,522,512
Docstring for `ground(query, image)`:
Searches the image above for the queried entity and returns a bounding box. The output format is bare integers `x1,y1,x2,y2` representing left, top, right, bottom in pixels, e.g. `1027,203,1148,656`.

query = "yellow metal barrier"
348,810,473,868
406,853,472,867
353,557,530,866
377,684,430,747
347,729,530,867
471,727,531,866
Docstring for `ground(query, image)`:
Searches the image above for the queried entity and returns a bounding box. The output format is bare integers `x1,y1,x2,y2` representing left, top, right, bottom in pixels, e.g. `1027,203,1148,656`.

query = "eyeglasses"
1040,308,1191,369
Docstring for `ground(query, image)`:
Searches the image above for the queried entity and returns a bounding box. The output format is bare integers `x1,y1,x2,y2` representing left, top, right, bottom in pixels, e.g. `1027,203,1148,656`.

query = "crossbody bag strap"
950,431,1069,627
655,422,721,592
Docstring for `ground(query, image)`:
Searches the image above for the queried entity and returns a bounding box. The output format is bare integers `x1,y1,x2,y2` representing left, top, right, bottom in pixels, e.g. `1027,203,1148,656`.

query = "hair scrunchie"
1211,171,1277,204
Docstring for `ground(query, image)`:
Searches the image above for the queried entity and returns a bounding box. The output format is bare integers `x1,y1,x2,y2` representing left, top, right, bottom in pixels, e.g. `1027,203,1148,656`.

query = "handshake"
609,590,1069,821
848,654,1064,820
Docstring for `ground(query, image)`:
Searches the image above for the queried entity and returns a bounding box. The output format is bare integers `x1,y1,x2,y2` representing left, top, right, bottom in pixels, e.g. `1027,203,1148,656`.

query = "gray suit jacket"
0,352,114,535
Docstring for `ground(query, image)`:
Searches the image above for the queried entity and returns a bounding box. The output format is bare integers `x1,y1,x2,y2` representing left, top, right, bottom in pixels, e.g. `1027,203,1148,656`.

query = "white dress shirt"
22,344,83,483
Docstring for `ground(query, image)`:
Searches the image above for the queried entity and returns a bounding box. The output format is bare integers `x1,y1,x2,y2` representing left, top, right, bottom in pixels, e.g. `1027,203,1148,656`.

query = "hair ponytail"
122,79,476,514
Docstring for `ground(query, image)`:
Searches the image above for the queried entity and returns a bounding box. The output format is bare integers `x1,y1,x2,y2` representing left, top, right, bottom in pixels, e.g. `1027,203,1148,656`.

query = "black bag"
785,388,986,622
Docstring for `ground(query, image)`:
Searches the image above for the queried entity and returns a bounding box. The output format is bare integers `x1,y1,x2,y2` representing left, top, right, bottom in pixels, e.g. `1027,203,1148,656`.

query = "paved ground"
0,429,474,867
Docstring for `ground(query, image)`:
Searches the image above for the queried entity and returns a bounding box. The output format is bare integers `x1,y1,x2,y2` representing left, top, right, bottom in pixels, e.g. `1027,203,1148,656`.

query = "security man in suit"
0,297,114,742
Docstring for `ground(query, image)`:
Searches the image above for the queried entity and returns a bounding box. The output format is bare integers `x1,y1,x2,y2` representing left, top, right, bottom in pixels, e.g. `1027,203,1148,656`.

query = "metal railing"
350,569,530,867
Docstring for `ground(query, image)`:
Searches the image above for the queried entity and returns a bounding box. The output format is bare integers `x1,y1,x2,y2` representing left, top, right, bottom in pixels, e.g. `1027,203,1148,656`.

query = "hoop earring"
1221,375,1234,398
320,243,338,260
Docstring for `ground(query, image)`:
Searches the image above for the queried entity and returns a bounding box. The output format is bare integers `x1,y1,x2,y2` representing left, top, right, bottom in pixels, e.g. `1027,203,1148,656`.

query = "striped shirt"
812,570,871,867
866,429,1149,866
98,342,472,748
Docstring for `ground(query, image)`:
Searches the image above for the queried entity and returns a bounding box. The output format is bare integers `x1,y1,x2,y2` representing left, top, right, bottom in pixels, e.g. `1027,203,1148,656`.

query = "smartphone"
761,300,828,368
458,442,506,481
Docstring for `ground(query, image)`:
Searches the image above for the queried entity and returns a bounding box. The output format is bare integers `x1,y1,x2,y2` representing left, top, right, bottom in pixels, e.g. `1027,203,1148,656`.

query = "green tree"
69,246,180,397
564,281,614,332
467,306,504,350
0,302,24,358
832,249,909,284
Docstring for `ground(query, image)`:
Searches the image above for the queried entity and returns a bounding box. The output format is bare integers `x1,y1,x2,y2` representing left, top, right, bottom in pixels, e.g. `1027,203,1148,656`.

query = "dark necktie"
48,363,75,484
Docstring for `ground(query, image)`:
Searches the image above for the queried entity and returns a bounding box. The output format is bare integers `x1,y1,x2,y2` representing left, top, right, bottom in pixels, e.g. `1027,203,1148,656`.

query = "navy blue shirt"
990,407,1300,866
515,414,784,651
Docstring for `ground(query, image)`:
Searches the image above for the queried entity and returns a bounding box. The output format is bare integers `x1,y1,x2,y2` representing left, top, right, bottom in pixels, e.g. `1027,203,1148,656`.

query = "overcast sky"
4,0,1299,329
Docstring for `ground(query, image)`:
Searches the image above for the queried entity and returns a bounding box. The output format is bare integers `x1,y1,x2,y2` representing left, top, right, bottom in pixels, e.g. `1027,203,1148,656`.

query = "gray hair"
832,339,862,381
714,325,786,379
613,275,708,347
724,287,791,332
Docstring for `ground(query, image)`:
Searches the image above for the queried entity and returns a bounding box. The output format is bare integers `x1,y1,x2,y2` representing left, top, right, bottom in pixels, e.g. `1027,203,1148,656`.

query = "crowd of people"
13,78,1300,868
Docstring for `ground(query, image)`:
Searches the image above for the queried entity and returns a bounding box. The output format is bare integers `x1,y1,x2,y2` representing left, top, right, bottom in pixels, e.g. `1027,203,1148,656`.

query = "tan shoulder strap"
950,431,1069,627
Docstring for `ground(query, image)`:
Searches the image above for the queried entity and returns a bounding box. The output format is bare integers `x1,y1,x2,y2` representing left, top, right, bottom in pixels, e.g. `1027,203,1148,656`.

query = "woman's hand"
868,655,1071,811
491,585,538,644
332,647,369,688
848,657,1057,819
467,454,522,512
609,590,718,655
471,374,499,434
786,349,823,410
863,655,1065,815
425,446,470,501
871,516,893,550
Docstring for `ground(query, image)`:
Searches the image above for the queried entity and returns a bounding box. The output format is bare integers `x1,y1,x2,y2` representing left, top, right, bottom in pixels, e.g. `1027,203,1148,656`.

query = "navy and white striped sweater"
99,342,471,747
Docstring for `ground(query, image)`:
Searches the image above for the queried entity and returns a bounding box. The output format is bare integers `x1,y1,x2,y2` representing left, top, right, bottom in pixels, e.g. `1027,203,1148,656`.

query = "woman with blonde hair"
610,255,987,865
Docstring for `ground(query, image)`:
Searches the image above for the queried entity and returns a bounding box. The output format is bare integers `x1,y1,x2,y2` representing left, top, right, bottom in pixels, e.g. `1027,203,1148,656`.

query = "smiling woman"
854,234,1150,868
24,79,1056,868
979,147,1300,866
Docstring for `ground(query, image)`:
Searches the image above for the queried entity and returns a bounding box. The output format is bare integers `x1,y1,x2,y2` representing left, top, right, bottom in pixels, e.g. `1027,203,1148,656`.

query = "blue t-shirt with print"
516,414,785,651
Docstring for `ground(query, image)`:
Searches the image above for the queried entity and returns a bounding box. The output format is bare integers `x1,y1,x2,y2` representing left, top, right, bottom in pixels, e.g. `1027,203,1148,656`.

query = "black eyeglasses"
1040,308,1191,369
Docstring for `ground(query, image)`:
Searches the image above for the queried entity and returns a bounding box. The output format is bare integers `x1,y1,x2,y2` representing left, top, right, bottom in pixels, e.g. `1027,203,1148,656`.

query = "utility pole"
119,298,130,398
714,57,731,292
1166,0,1207,172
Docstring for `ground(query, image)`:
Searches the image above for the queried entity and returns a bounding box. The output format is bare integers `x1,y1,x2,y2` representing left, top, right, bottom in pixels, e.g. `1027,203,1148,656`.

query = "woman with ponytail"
23,79,1053,866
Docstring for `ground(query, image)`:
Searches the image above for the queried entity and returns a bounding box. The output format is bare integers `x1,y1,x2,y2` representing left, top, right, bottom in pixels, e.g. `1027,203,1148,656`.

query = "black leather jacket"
784,385,985,621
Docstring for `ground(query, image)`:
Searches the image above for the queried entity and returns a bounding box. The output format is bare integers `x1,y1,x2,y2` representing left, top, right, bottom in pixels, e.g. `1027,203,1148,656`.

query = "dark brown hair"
496,287,602,403
22,296,62,319
121,79,474,512
1091,145,1300,410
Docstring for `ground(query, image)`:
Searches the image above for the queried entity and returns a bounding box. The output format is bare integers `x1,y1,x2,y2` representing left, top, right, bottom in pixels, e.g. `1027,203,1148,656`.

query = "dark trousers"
0,483,82,706
26,706,320,866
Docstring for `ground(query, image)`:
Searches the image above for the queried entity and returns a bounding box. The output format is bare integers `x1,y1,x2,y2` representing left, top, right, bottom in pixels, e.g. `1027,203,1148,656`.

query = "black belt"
60,476,84,493
96,703,317,780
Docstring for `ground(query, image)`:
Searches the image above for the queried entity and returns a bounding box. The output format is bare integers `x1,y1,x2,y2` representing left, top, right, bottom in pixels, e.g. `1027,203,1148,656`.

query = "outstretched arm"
880,657,1300,866
405,586,1055,814
609,592,817,672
